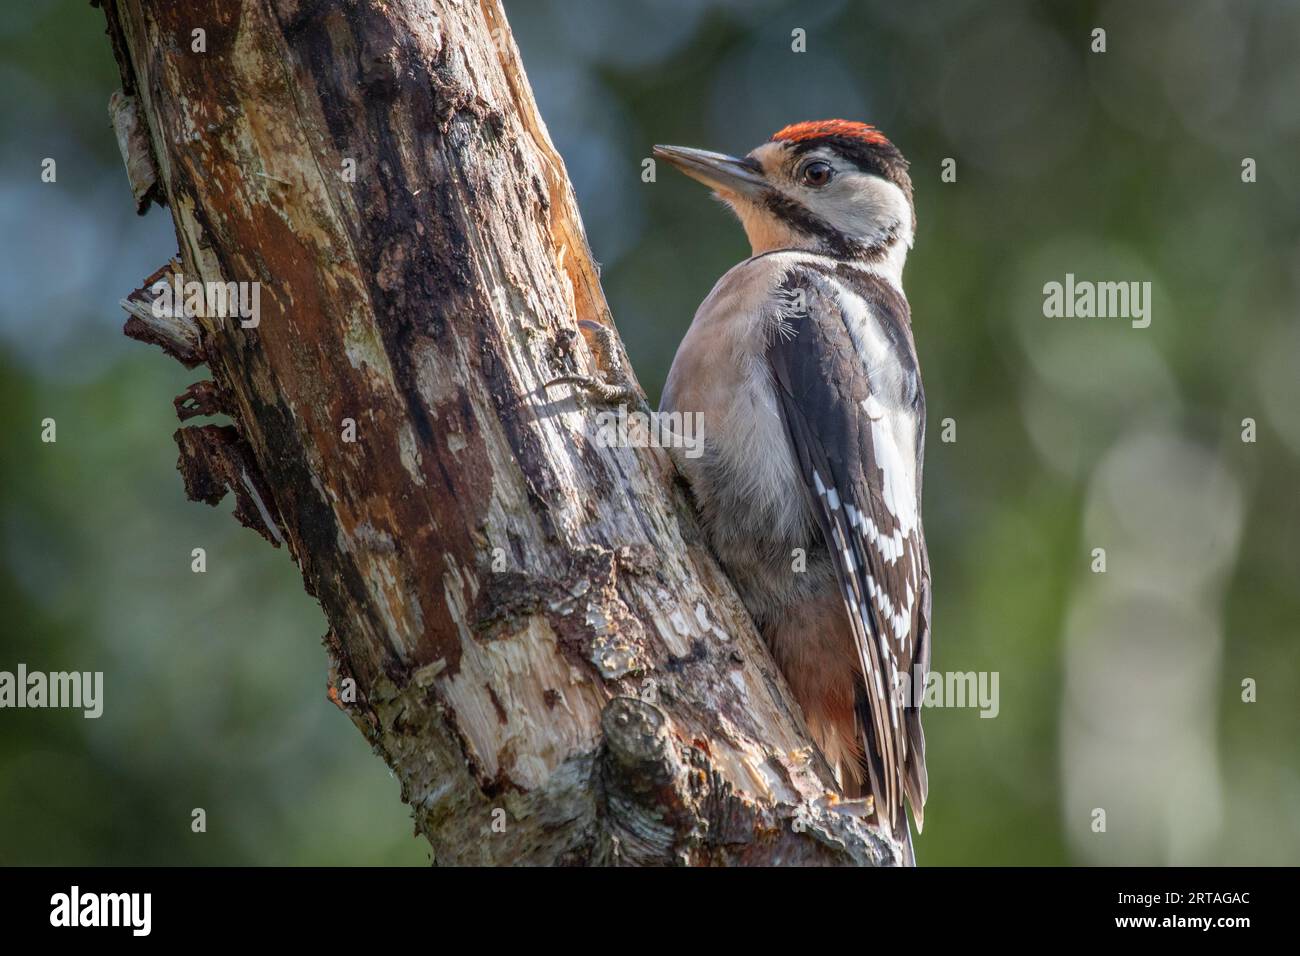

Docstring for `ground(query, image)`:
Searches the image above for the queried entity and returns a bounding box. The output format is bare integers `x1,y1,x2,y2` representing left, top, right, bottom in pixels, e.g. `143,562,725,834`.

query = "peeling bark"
121,260,204,368
109,88,159,212
97,0,902,866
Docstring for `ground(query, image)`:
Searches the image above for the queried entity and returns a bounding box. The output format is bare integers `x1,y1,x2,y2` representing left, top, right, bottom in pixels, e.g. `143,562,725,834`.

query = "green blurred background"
2,0,1297,865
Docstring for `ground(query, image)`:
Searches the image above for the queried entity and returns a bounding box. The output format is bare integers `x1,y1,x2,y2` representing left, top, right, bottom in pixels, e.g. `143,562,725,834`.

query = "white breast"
661,253,815,548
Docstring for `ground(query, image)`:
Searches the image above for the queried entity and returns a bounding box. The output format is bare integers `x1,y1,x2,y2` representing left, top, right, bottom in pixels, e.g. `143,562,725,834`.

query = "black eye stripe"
785,135,913,200
761,191,869,259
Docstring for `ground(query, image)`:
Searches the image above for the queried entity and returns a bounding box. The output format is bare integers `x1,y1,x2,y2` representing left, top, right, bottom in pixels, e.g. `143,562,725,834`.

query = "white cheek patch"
816,174,913,251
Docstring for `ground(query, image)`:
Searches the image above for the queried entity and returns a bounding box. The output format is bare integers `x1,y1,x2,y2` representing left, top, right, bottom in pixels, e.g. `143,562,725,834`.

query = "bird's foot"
544,319,644,407
543,373,640,405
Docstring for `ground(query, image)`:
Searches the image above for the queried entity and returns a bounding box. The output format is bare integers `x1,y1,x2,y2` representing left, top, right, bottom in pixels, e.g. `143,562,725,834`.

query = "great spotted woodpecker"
654,121,931,861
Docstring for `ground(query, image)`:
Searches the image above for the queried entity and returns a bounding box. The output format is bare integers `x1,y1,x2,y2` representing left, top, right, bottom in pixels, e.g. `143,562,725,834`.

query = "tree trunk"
97,0,901,866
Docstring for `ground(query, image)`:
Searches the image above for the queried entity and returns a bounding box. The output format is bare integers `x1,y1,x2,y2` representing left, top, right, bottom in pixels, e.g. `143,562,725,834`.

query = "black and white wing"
766,263,931,836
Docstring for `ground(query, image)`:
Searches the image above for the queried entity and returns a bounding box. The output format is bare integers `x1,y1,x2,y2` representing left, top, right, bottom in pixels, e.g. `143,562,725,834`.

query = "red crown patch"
771,119,891,147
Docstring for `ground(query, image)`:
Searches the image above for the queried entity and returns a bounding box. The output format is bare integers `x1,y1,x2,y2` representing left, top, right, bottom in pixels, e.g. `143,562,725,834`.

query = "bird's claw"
543,373,640,406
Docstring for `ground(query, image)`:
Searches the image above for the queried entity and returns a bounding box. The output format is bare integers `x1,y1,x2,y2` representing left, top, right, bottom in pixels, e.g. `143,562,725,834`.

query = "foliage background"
1,0,1296,865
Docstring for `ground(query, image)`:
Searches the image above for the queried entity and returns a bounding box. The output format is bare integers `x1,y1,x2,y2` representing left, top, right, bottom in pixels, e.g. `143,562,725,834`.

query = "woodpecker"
653,120,930,862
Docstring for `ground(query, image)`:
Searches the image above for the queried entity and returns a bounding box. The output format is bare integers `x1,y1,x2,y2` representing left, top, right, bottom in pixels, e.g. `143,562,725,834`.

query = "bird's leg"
544,319,643,407
545,372,638,405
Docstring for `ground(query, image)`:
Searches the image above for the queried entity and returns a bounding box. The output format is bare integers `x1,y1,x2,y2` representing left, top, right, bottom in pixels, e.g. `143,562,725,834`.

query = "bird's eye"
800,161,834,187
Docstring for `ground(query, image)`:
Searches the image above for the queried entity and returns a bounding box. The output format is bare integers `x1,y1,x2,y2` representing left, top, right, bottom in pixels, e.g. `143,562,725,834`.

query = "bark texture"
98,0,901,866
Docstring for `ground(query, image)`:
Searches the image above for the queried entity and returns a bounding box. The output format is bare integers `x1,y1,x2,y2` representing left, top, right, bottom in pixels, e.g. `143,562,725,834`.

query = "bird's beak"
653,145,765,199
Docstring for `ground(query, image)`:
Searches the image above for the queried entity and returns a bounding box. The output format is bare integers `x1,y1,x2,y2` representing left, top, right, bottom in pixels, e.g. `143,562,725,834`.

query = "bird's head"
654,120,914,263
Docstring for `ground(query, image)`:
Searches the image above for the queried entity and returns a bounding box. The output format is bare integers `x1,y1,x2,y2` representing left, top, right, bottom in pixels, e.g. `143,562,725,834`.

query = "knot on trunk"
595,697,693,865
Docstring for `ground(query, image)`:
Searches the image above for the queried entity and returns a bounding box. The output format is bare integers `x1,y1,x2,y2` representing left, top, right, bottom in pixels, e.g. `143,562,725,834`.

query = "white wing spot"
862,393,886,420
